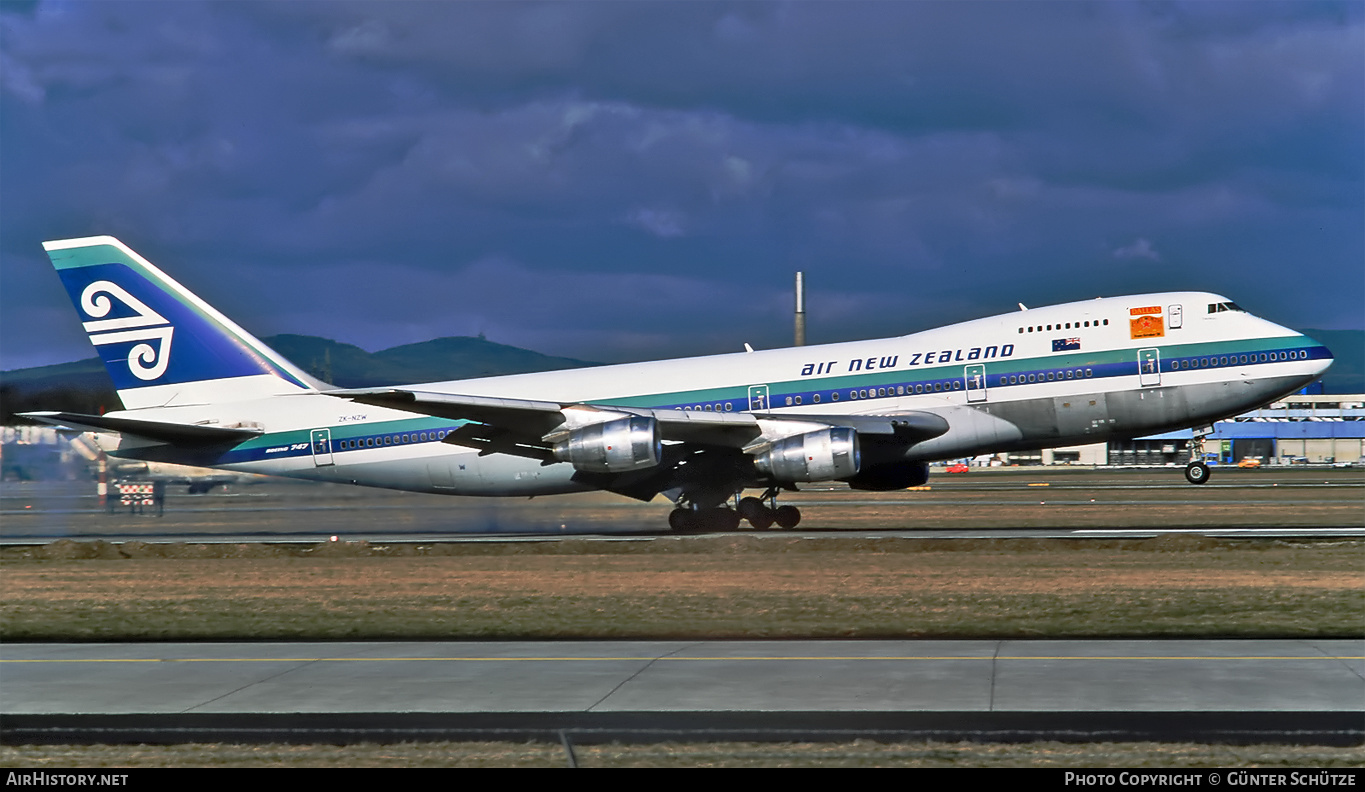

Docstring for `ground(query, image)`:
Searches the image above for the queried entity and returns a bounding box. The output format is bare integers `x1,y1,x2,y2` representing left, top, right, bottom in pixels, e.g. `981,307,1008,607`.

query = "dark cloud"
2,0,1361,371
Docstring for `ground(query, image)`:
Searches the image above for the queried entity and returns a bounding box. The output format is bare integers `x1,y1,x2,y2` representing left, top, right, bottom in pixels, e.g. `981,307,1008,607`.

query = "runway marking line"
1076,528,1363,534
3,655,1362,663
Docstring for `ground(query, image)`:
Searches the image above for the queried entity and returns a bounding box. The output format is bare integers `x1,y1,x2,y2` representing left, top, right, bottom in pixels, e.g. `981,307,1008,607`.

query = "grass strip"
3,536,1361,641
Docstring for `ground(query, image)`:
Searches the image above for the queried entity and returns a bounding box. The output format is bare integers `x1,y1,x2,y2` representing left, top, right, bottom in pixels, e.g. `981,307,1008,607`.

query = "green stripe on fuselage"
233,335,1313,448
588,336,1313,411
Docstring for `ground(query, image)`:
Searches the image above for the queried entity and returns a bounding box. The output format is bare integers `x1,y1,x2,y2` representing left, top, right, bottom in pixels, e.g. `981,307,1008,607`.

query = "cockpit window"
1206,302,1245,314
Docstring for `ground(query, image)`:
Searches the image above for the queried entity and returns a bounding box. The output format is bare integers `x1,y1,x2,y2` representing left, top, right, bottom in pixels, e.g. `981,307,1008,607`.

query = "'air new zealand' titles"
24,236,1334,531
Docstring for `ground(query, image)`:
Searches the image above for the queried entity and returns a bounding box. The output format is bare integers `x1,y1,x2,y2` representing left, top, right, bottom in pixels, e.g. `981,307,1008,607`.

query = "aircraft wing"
328,388,569,436
326,388,949,453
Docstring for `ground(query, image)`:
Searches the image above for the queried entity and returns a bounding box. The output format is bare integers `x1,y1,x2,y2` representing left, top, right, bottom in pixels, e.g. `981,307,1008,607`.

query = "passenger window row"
337,429,450,451
677,379,971,412
1020,319,1109,333
1170,349,1303,370
999,368,1093,386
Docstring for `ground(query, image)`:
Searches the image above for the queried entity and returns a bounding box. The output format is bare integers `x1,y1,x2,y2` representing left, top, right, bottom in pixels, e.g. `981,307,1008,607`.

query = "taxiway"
3,639,1361,744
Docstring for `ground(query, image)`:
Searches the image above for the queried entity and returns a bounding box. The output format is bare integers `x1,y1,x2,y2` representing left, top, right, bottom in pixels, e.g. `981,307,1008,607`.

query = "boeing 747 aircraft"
24,236,1334,530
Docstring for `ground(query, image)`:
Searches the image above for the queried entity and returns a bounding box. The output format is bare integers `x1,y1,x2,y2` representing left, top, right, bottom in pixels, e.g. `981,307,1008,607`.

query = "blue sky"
2,1,1361,371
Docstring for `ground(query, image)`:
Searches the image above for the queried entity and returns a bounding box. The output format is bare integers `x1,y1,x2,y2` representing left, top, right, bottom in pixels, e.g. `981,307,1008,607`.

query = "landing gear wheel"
737,497,765,520
668,509,696,531
737,497,774,529
1184,461,1210,485
773,505,802,529
709,508,742,532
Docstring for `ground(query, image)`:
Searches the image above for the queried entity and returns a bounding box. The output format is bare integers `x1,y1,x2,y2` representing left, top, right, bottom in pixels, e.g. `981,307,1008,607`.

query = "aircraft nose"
1300,331,1335,378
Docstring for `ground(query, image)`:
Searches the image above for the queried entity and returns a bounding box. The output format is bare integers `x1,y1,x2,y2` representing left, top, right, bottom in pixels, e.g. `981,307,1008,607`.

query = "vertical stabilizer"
43,236,321,409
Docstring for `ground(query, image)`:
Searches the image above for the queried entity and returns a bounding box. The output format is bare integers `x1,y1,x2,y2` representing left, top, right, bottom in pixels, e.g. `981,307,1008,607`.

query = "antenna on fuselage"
795,271,807,346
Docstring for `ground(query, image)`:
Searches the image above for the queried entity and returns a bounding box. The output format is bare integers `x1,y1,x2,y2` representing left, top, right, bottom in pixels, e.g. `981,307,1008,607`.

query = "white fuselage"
100,291,1331,498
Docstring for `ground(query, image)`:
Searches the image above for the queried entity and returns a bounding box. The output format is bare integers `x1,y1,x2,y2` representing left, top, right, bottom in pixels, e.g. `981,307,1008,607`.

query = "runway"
4,640,1362,744
2,467,1362,543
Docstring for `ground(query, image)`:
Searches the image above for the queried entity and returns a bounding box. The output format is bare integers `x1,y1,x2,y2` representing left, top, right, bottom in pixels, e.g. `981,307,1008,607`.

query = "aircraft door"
310,428,334,467
1138,349,1161,387
1168,305,1183,329
748,385,770,412
964,364,987,403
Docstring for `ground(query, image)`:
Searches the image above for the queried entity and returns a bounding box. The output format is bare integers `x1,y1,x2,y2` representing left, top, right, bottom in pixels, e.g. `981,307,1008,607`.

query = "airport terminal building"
1031,394,1365,467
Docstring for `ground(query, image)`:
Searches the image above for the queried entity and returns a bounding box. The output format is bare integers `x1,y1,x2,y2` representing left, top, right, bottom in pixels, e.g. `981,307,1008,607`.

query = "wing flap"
651,409,761,446
750,411,950,440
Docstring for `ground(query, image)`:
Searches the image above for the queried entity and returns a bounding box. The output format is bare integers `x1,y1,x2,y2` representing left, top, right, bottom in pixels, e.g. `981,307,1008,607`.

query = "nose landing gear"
1185,427,1212,485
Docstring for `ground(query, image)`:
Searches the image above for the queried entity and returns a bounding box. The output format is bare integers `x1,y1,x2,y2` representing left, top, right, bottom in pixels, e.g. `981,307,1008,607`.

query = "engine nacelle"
752,427,860,482
847,461,929,491
552,416,662,473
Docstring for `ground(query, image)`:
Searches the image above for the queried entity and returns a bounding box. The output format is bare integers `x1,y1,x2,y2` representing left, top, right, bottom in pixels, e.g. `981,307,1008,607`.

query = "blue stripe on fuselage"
119,337,1323,465
650,339,1326,412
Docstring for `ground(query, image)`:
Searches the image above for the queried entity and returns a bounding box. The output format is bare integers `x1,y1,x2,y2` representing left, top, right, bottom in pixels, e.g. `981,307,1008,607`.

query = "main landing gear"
737,494,801,530
668,488,802,532
1184,427,1212,485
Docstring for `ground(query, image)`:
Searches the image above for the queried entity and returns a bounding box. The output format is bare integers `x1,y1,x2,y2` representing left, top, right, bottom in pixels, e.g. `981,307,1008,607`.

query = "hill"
265,334,595,388
0,335,598,422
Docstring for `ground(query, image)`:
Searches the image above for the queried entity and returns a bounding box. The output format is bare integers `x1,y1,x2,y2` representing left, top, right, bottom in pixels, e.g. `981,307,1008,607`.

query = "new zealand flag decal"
1052,338,1081,352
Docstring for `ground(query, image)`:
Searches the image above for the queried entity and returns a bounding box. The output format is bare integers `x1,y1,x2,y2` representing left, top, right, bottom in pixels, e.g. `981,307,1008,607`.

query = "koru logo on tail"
80,281,174,381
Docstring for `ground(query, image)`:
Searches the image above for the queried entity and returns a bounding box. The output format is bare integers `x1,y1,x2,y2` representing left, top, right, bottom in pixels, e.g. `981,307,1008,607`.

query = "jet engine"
551,416,662,473
752,427,860,482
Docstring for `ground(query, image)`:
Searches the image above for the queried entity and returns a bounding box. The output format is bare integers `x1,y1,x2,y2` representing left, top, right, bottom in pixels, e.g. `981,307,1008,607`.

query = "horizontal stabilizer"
19,411,262,445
